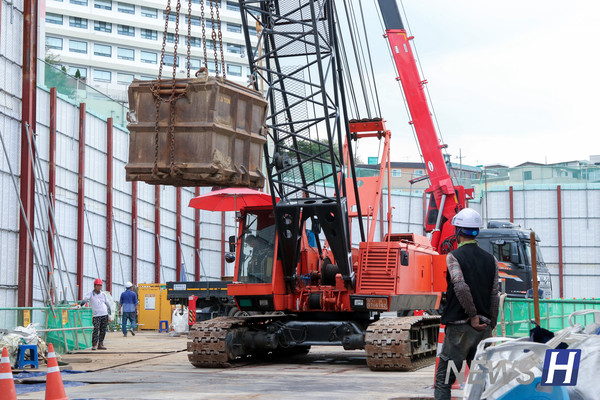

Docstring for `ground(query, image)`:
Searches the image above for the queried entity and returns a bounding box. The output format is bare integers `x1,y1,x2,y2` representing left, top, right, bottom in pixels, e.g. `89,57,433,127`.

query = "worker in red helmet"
78,278,112,350
434,209,500,400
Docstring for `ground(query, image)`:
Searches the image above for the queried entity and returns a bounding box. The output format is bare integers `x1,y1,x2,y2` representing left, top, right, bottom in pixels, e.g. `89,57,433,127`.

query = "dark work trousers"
434,323,492,400
92,315,109,344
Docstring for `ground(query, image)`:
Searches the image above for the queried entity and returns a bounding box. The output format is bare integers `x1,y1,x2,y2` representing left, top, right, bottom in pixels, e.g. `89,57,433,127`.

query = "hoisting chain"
150,0,226,177
215,1,226,78
201,0,208,69
210,1,218,76
186,0,192,78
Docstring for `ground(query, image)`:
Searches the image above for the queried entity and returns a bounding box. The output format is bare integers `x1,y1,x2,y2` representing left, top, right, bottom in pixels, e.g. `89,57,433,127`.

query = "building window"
46,36,63,50
94,21,112,33
69,40,88,53
140,51,157,64
94,43,112,57
163,55,178,67
46,13,63,25
141,29,158,40
391,169,401,177
207,61,216,73
248,27,257,37
414,169,425,177
166,33,175,43
226,1,239,12
69,17,88,29
94,0,112,10
140,75,155,80
190,59,201,70
70,0,88,5
186,15,201,26
117,2,135,14
117,73,135,84
227,43,243,54
227,23,241,33
523,171,532,180
94,69,112,82
189,37,201,47
117,47,134,60
141,6,158,18
68,66,87,78
118,25,135,36
227,64,242,76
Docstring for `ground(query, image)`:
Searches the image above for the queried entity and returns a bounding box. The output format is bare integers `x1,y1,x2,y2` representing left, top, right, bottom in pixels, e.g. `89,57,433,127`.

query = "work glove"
108,315,114,322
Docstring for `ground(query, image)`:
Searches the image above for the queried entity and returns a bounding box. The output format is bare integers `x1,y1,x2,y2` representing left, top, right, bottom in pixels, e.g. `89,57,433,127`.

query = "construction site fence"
497,297,600,338
0,306,93,354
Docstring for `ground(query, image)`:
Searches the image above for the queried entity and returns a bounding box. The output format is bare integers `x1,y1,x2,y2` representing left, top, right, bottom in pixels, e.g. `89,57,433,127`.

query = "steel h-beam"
48,88,57,286
155,186,161,283
194,187,200,281
76,104,86,299
131,182,138,284
106,118,113,292
176,188,182,281
240,0,354,290
18,0,38,307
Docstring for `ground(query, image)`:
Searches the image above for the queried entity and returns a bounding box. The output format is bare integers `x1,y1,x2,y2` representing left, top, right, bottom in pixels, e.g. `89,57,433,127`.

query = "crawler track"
365,316,440,371
187,317,244,368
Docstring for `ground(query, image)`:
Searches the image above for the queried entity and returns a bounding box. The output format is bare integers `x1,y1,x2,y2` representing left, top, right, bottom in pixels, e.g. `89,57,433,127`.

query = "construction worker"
434,208,500,400
78,278,112,350
119,282,139,337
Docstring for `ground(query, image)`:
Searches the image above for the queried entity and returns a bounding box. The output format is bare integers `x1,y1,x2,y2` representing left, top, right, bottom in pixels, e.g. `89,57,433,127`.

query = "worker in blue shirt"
119,282,139,337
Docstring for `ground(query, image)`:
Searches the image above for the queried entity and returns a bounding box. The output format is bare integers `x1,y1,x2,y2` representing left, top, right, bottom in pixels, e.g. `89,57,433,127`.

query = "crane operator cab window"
239,210,276,284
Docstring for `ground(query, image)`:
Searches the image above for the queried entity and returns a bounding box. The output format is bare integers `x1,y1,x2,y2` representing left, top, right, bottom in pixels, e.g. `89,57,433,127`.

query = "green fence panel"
497,298,600,337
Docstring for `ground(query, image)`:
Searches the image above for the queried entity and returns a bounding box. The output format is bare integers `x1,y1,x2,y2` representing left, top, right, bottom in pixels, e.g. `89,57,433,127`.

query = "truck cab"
476,221,552,299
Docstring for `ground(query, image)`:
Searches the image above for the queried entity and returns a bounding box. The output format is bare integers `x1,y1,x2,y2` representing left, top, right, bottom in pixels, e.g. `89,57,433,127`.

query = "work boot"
92,342,97,350
98,342,107,350
130,329,135,336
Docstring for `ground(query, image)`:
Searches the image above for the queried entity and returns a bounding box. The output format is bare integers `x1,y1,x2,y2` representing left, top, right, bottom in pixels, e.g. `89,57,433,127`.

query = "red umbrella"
188,187,276,212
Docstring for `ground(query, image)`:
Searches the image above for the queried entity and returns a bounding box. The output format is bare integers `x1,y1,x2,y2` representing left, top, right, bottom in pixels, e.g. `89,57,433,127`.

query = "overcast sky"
352,0,600,168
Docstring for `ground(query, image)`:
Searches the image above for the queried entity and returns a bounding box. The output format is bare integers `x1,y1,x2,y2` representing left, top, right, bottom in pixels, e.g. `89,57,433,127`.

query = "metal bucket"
125,71,267,188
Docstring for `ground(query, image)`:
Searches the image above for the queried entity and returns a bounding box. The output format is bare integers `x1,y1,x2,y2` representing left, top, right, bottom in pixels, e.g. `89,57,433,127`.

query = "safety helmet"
94,278,103,285
451,208,482,237
125,282,133,288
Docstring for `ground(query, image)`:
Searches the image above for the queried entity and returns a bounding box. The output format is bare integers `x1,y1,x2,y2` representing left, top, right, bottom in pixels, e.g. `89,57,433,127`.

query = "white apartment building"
44,0,256,102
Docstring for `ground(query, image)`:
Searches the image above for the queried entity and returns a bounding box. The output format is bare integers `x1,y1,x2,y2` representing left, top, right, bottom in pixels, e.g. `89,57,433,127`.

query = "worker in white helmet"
434,208,500,400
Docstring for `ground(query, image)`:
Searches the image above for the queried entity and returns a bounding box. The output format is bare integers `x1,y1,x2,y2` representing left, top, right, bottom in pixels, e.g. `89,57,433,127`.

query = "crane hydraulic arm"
378,0,471,252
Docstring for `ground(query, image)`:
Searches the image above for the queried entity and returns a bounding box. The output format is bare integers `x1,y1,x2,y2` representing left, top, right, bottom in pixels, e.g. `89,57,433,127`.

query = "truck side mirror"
400,250,409,266
228,235,236,252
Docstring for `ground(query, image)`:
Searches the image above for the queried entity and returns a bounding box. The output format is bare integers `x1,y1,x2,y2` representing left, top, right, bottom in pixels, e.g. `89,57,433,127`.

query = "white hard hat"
125,282,133,288
451,208,482,229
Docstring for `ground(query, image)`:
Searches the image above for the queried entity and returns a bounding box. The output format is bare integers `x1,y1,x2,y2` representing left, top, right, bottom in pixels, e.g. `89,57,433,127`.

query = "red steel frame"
48,88,57,280
194,187,200,280
176,187,182,281
18,0,38,307
155,186,161,283
131,182,138,284
106,118,113,292
221,212,226,278
557,185,564,298
76,104,86,299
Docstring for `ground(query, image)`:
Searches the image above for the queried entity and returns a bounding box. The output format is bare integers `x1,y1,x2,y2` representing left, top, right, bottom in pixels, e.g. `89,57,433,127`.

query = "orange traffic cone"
45,343,68,400
0,347,17,400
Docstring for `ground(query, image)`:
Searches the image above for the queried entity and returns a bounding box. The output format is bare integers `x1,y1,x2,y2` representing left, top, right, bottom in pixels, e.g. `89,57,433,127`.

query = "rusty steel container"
126,72,267,188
